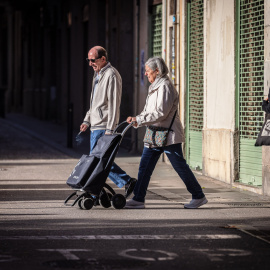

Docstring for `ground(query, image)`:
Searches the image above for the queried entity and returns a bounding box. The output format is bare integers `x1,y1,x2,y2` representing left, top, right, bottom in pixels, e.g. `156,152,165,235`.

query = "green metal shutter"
151,4,162,57
186,0,204,171
238,0,264,186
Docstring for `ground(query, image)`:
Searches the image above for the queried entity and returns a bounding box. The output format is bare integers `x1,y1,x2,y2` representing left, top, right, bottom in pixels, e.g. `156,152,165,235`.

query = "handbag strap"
168,111,177,131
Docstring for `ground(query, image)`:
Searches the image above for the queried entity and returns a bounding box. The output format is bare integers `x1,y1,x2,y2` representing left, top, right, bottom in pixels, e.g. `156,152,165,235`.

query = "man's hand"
80,124,88,132
126,116,138,127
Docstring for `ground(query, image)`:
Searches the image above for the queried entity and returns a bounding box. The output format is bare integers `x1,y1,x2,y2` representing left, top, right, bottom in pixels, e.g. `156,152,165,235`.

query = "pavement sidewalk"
1,113,270,204
1,113,270,243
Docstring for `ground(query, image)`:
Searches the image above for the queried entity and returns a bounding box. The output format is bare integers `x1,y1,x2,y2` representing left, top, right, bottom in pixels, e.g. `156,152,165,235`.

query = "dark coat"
262,100,270,114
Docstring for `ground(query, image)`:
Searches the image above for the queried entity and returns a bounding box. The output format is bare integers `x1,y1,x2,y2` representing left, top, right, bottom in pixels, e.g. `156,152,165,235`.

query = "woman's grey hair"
145,57,169,77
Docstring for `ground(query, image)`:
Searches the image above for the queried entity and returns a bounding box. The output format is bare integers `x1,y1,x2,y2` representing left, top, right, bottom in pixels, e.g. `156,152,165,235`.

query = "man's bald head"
90,46,108,61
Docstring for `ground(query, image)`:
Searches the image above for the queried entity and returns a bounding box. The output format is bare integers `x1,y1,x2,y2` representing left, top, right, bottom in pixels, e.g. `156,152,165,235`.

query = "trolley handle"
113,121,128,133
113,121,135,136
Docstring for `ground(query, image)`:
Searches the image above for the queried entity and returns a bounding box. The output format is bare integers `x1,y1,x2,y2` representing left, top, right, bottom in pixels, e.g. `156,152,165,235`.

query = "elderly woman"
125,57,207,209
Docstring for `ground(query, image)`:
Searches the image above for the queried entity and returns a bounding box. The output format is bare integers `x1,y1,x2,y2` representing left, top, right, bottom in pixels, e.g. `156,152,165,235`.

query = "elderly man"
80,46,136,197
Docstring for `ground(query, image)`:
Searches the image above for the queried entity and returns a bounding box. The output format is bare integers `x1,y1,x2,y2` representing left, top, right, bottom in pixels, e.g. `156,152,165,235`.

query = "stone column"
263,0,270,196
6,5,13,112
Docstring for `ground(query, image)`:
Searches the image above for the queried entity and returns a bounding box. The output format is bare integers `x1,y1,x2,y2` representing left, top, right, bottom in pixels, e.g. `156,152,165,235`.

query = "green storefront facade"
185,0,265,188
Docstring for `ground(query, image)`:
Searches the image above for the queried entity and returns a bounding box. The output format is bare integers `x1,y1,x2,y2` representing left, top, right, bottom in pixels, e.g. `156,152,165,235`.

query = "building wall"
157,0,268,195
203,0,236,183
63,0,107,128
69,1,86,127
263,0,270,196
163,0,185,163
262,146,270,196
1,0,134,149
132,0,151,153
178,0,186,127
107,0,134,122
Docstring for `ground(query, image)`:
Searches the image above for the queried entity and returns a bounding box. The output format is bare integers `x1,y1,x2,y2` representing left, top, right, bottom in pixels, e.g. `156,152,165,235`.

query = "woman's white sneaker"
184,197,208,209
124,199,145,209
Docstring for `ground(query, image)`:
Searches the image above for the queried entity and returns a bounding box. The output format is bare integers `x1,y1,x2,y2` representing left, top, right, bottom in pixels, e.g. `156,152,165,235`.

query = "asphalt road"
1,119,270,270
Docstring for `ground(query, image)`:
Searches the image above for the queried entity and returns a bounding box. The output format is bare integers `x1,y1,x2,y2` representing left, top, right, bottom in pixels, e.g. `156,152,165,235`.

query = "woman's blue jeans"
133,143,205,202
90,130,131,188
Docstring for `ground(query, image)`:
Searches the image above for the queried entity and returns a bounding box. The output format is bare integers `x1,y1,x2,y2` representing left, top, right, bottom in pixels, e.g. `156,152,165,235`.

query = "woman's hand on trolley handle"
126,116,138,127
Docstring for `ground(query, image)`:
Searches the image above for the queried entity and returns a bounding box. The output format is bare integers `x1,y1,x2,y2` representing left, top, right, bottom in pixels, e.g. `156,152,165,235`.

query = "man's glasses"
86,56,101,63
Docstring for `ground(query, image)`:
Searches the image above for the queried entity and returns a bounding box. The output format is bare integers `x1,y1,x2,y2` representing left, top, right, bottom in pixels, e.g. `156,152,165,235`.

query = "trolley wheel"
82,198,94,210
78,198,84,209
111,194,126,209
99,193,113,208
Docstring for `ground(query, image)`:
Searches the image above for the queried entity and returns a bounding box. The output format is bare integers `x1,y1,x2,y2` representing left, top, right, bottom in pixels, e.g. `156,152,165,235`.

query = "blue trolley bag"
66,155,99,189
81,133,122,195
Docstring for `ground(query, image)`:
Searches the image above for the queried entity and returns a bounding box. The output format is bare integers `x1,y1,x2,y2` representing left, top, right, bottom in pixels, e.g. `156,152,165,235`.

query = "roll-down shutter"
238,0,264,186
186,0,204,171
151,4,162,57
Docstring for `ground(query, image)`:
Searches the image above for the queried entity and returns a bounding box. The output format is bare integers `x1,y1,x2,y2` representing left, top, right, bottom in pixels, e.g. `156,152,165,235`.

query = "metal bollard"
67,103,73,148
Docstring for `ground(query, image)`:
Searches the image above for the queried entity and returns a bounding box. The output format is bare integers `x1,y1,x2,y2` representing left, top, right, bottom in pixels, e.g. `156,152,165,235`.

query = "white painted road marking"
0,248,252,264
118,249,178,261
0,234,241,240
0,254,18,263
37,249,178,262
190,249,252,262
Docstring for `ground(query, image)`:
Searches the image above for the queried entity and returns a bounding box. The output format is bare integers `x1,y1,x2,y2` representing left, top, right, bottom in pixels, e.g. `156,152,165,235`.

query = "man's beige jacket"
83,62,122,133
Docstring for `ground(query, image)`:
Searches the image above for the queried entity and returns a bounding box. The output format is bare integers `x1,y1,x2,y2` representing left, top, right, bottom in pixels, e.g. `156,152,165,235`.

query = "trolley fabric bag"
66,133,122,195
66,155,99,189
81,133,122,195
255,113,270,146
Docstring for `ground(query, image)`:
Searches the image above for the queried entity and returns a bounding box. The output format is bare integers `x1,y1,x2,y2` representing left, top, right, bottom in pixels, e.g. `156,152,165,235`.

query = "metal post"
67,103,73,148
0,88,5,118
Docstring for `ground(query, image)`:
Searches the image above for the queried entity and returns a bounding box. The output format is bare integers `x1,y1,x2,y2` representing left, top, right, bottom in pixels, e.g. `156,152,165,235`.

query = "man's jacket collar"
94,62,111,79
